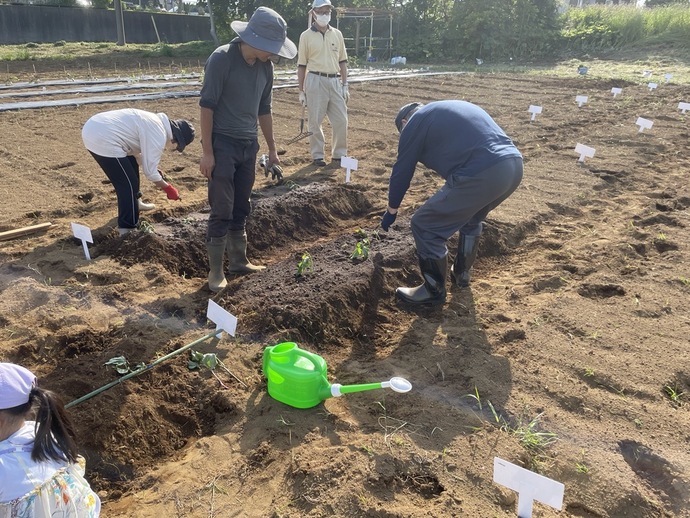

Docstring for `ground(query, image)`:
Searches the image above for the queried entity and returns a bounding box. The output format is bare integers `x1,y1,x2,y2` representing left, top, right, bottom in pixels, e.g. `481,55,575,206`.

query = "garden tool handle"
336,382,383,394
300,105,306,133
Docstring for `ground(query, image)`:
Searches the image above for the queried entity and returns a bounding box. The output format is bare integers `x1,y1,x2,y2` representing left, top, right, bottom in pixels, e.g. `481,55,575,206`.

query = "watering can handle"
293,348,323,370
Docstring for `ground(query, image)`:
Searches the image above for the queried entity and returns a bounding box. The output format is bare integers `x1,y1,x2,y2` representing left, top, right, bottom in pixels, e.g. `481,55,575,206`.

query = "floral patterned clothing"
0,422,100,518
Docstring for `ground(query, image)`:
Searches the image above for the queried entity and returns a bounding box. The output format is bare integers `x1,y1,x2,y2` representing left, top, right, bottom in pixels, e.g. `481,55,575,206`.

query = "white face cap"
0,363,36,410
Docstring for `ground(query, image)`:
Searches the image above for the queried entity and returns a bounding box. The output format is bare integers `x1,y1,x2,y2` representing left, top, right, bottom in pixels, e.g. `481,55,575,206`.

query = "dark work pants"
207,134,259,239
411,157,524,259
90,152,140,230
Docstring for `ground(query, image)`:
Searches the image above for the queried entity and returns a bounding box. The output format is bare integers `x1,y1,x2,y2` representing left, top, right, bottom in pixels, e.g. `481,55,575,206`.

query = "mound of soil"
1,66,689,517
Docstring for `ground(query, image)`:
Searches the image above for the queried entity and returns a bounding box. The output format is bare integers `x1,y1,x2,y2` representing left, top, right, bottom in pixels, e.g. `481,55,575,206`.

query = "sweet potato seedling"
296,252,314,277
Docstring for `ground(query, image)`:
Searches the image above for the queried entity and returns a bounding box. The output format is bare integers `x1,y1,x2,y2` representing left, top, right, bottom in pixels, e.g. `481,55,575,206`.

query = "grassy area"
0,40,216,62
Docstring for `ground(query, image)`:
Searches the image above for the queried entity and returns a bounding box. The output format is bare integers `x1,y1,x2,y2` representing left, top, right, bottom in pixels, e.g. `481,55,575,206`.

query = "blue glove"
381,210,397,231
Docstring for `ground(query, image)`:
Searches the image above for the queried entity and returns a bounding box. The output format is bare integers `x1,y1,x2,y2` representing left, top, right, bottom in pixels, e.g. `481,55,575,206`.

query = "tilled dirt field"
1,65,689,517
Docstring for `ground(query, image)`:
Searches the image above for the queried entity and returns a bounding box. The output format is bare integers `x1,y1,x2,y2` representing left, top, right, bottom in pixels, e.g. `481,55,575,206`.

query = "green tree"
447,0,511,61
395,0,453,61
645,0,690,6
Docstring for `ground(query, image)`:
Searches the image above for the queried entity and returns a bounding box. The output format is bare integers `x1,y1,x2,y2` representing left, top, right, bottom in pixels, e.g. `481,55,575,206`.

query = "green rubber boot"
207,236,228,292
226,229,265,274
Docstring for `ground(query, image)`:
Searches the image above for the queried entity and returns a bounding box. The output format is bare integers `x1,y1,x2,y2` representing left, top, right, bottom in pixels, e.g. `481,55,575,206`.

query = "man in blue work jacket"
381,100,524,306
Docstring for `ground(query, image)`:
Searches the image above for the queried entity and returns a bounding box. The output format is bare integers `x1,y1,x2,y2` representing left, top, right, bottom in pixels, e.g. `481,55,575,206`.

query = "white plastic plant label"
575,95,588,107
528,105,542,121
611,87,622,98
648,82,658,91
340,156,358,183
678,102,690,114
636,117,653,133
207,299,237,337
71,222,93,261
493,457,564,518
575,143,595,162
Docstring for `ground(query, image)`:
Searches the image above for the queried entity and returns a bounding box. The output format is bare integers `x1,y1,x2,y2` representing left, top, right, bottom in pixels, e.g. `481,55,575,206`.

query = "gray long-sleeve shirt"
199,38,273,140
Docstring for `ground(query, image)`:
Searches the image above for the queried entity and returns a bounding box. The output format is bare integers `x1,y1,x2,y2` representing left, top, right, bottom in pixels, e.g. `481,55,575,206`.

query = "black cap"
395,102,423,132
170,119,195,152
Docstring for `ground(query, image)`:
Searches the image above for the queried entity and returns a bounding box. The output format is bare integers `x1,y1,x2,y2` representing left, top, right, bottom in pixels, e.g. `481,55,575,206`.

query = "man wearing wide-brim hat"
199,7,297,292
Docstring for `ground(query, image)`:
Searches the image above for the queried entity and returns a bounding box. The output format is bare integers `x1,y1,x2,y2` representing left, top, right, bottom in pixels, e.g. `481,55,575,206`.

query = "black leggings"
90,152,140,229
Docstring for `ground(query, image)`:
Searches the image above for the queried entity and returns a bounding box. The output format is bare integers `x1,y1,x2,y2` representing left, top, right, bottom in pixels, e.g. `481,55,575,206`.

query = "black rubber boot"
451,234,480,287
396,255,447,306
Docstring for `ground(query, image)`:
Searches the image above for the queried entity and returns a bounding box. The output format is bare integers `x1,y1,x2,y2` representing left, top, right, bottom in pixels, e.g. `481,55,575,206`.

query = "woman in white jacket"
0,363,100,517
82,108,195,235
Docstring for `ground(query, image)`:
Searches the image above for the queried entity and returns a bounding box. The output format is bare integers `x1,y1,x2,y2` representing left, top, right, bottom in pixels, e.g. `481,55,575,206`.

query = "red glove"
163,183,180,201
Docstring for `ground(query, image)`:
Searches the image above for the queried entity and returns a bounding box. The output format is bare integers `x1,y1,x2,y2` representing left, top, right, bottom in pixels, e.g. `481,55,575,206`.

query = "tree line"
14,0,690,62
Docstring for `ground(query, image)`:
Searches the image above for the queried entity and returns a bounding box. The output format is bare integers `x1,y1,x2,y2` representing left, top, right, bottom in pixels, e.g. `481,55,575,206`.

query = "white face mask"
314,13,331,27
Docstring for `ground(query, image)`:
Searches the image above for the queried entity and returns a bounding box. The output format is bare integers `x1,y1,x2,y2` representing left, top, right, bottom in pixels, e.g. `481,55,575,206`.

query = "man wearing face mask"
297,0,349,167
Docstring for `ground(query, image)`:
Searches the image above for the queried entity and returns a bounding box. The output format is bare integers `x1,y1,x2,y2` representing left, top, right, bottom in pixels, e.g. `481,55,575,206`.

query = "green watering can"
262,342,412,409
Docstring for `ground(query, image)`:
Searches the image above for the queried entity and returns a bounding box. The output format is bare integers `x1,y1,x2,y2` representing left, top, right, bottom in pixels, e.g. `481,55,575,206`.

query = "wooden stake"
0,222,53,241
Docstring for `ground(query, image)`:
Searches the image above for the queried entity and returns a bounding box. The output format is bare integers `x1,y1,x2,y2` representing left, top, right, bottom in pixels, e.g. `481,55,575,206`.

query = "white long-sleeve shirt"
82,108,173,183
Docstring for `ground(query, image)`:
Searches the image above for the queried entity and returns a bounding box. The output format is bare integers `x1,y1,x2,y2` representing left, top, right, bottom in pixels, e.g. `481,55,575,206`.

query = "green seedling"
361,444,375,456
188,350,247,388
138,220,155,234
576,449,590,474
664,384,684,406
507,412,558,454
350,238,370,261
105,355,145,375
576,462,590,474
295,252,314,277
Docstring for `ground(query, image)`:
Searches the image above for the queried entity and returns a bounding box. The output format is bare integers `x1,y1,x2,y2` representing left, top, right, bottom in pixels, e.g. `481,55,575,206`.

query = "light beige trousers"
305,73,348,160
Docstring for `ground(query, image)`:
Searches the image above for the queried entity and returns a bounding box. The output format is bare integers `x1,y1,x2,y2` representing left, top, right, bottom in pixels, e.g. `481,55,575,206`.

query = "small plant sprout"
361,444,375,456
657,232,667,241
276,415,295,427
350,237,370,261
295,252,314,277
576,449,590,474
138,220,155,234
188,350,247,388
105,355,145,375
679,277,690,286
584,367,595,378
664,383,684,407
508,412,558,455
464,387,502,425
